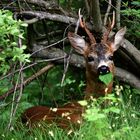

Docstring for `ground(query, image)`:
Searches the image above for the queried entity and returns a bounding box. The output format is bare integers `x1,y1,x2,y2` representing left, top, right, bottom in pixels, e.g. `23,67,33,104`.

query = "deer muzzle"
98,65,110,75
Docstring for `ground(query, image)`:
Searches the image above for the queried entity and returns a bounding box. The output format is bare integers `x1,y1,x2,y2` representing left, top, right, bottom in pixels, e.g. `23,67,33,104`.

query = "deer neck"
85,67,113,99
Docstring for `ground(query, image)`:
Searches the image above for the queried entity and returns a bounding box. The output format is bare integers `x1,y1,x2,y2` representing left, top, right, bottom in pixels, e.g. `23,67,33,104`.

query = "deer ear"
112,27,126,51
68,32,88,55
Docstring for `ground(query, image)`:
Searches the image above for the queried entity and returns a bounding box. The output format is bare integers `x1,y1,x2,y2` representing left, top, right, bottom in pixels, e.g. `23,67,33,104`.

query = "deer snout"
98,65,110,75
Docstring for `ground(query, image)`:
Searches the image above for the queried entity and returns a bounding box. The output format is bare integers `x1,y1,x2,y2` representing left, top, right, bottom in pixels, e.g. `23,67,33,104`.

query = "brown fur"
22,103,83,129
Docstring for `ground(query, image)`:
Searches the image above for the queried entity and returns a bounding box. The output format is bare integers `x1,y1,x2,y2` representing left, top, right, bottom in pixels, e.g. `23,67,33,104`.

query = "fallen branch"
19,11,77,24
117,50,140,77
115,67,140,89
122,39,140,68
30,44,140,89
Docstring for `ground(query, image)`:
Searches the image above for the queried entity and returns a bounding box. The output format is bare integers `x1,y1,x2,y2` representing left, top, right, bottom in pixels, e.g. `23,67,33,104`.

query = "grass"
0,85,140,140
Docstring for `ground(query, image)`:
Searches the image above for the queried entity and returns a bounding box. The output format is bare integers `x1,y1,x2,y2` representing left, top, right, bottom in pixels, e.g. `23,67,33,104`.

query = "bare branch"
102,11,115,43
61,9,81,85
7,38,24,130
116,0,121,29
0,64,54,101
104,0,112,26
20,11,77,24
0,56,65,82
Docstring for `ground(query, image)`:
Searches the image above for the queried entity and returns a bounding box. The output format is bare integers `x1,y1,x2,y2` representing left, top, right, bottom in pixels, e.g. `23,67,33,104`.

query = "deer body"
22,102,83,129
21,15,126,129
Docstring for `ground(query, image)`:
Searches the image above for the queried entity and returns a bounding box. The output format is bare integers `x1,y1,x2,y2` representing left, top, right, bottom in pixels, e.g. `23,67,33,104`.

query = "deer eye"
87,56,94,62
108,56,113,61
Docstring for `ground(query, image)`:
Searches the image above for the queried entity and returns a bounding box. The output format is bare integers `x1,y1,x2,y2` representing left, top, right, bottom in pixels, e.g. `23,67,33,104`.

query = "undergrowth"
0,85,140,140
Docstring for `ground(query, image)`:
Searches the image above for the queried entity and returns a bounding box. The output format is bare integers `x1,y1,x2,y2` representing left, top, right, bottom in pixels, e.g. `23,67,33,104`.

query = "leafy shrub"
121,1,140,46
0,10,29,75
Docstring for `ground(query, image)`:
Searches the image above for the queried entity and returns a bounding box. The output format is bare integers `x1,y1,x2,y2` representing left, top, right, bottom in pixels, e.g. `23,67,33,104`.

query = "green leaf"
10,28,19,35
131,1,140,6
99,73,113,85
21,22,28,27
104,107,120,114
21,45,27,50
84,108,106,121
132,89,140,95
78,100,88,106
0,18,4,25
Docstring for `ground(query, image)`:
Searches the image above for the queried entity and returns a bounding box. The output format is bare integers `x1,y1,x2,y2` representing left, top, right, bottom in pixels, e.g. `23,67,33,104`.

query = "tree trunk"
116,0,121,29
90,0,103,32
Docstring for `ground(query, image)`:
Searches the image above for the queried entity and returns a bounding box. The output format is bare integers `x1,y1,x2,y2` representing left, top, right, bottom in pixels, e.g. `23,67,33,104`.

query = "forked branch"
102,11,115,43
104,0,112,26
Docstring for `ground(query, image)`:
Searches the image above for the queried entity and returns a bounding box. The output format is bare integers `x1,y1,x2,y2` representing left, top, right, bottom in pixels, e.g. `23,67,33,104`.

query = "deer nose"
98,65,110,75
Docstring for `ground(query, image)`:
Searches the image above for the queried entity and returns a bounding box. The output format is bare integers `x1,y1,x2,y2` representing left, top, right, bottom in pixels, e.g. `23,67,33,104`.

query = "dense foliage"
0,10,29,75
121,1,140,47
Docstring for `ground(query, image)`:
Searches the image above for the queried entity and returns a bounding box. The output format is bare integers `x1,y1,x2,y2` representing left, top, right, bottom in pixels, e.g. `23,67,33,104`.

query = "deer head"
68,15,126,98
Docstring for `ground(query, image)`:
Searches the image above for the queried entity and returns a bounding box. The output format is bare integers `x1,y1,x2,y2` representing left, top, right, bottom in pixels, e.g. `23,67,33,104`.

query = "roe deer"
21,14,126,129
68,17,126,98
